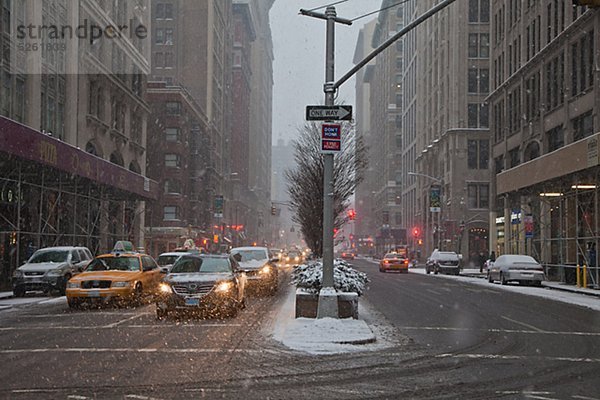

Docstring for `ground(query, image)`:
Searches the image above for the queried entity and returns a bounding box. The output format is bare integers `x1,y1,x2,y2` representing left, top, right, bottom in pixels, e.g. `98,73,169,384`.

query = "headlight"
12,269,23,278
216,281,233,293
46,268,63,277
259,265,271,275
295,257,300,261
159,283,172,293
67,282,80,289
112,281,130,288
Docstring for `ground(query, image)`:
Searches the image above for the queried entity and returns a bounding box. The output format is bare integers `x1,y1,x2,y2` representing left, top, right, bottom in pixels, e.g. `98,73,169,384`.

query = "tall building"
0,0,157,284
271,138,295,248
147,0,232,250
361,1,406,255
413,0,491,262
489,2,599,280
353,19,377,246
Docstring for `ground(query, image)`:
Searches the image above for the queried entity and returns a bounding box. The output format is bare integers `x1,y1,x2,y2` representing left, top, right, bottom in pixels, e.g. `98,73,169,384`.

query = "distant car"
488,254,544,286
66,242,163,308
12,246,93,297
340,251,355,260
156,252,187,272
426,250,460,275
155,254,246,319
379,252,409,273
284,250,303,265
230,246,278,295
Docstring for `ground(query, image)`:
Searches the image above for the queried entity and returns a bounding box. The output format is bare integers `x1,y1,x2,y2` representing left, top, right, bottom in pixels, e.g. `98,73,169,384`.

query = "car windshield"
157,255,180,266
29,250,69,264
437,253,459,260
384,253,399,259
231,250,267,262
86,257,140,272
170,257,231,274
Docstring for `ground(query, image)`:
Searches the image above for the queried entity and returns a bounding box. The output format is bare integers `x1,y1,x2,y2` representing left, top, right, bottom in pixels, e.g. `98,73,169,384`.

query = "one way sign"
306,105,353,121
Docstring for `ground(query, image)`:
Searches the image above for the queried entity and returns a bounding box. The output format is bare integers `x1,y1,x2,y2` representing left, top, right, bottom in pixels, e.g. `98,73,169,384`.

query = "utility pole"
300,0,457,319
300,6,351,318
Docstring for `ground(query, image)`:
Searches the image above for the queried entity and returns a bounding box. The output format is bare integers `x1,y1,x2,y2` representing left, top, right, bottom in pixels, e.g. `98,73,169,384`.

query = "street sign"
322,124,341,139
214,195,224,218
321,139,341,153
306,105,353,121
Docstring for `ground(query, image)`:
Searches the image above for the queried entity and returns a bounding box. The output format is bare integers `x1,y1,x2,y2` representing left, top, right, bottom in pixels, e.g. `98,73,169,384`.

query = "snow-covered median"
290,259,369,295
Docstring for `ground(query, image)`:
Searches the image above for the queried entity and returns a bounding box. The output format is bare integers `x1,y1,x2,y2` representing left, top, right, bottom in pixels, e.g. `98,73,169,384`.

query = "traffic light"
271,206,277,215
347,209,356,220
412,226,421,238
573,0,600,7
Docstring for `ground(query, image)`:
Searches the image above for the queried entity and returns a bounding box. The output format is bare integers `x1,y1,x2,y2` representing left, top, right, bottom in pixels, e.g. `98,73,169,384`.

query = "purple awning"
0,117,158,200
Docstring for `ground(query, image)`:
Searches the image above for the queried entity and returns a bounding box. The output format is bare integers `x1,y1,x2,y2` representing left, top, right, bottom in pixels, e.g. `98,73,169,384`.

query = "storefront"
0,117,158,287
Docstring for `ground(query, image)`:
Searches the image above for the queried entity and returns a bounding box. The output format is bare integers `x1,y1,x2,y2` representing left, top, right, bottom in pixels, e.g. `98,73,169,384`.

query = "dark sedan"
155,254,246,319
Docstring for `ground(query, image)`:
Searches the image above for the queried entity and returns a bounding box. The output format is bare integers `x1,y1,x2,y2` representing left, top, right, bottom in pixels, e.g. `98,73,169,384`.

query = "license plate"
185,298,199,306
88,290,100,298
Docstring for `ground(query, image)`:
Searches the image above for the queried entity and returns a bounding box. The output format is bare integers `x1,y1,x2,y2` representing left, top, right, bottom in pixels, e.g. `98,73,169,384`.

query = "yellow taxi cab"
379,252,409,273
66,241,163,308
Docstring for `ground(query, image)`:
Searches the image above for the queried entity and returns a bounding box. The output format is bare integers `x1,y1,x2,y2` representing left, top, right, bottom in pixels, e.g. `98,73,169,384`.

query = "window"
164,179,181,194
507,86,521,133
545,52,564,111
469,0,490,23
165,127,180,142
467,184,489,209
525,72,541,121
468,140,489,169
155,28,164,45
571,31,594,97
163,206,179,221
166,101,181,115
573,111,593,142
468,103,489,128
468,68,489,94
494,155,505,174
509,147,520,168
164,154,181,168
165,29,174,45
546,125,564,152
165,52,174,68
468,33,489,58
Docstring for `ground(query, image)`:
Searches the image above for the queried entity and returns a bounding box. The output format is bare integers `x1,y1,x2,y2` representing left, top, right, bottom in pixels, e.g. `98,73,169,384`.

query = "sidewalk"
271,284,378,355
0,291,12,300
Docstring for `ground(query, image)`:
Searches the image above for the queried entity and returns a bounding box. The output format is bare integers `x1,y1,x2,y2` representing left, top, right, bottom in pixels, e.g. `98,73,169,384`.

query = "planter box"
295,289,358,319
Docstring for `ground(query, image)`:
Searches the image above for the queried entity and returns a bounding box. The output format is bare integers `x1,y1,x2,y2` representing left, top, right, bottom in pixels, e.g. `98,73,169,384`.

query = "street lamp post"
408,172,443,254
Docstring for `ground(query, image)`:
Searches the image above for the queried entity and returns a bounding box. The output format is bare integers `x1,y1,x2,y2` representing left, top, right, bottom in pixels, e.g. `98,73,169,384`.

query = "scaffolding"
0,156,146,287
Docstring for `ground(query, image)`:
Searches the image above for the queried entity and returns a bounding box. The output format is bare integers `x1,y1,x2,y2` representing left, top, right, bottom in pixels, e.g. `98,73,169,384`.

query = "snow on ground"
366,259,600,312
270,282,405,355
0,293,66,311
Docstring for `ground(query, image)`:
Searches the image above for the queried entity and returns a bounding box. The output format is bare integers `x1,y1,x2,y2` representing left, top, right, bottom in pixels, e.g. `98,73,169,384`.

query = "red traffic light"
412,227,421,237
347,209,356,220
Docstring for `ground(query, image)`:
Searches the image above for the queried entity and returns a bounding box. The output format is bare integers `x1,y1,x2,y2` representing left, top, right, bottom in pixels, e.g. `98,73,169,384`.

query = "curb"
541,283,600,298
335,336,377,345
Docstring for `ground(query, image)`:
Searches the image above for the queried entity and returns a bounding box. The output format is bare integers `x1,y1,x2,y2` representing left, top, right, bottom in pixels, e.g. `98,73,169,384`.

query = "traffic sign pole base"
316,287,339,319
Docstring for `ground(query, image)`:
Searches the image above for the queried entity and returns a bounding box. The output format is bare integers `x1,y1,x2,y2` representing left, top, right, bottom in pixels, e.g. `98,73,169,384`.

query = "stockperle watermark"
11,18,150,75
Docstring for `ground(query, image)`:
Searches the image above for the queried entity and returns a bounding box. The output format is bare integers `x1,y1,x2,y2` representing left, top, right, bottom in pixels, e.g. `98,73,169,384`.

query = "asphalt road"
0,261,599,399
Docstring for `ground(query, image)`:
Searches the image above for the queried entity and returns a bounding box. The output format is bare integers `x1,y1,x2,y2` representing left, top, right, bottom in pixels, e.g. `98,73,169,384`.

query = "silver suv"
12,246,93,296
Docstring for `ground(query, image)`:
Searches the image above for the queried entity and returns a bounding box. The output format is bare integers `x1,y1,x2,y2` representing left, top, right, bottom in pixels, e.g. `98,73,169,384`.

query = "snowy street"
0,260,599,399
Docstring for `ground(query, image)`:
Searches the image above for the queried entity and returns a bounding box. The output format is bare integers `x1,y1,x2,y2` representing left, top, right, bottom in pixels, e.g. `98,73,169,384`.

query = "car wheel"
425,267,430,274
133,283,144,306
156,307,168,320
533,281,542,287
13,287,26,297
487,272,493,283
59,274,71,296
67,298,82,309
500,272,507,285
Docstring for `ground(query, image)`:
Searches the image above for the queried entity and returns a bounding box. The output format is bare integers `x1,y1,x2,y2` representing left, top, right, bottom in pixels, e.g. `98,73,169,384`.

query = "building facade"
489,2,599,283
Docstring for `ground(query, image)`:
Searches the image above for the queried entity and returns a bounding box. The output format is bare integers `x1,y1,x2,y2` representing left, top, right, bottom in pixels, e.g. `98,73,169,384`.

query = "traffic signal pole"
300,0,457,319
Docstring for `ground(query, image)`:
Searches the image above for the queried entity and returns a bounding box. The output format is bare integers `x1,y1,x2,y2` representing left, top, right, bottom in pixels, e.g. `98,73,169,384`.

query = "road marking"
525,395,559,400
501,315,546,333
125,395,164,400
0,348,276,354
0,323,243,331
104,312,150,328
426,289,442,296
437,353,600,363
572,396,600,400
24,312,139,318
399,326,600,336
497,392,553,395
67,396,90,400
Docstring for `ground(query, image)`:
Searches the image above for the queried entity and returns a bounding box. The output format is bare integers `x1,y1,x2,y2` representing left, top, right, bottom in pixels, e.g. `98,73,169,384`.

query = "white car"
12,246,93,296
230,246,278,295
488,254,545,286
156,252,185,273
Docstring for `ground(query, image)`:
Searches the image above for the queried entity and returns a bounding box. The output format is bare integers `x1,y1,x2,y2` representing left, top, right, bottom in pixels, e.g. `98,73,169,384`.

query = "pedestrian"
479,252,486,273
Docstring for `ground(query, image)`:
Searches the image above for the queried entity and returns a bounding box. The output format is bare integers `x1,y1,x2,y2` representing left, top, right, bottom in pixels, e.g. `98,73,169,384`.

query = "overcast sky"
270,0,378,146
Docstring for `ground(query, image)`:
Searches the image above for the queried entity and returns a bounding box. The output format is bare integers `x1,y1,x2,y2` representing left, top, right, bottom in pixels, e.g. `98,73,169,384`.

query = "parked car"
155,254,246,319
488,254,545,286
426,250,461,275
65,241,163,308
379,252,409,273
12,246,93,296
230,246,278,294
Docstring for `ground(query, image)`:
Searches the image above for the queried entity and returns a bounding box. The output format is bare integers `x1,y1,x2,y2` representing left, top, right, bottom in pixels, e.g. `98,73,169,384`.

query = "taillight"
404,259,409,265
384,260,389,264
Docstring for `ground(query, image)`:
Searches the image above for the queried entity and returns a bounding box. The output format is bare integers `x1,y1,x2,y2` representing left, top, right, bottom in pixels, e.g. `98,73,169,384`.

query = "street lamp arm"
407,172,442,184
